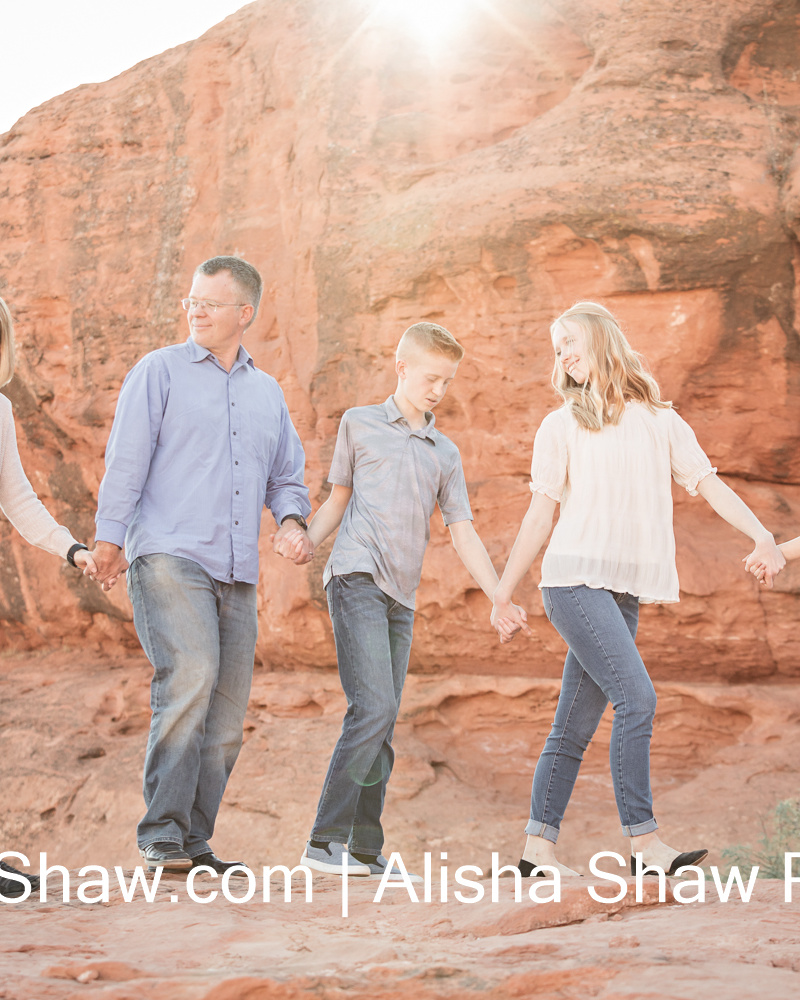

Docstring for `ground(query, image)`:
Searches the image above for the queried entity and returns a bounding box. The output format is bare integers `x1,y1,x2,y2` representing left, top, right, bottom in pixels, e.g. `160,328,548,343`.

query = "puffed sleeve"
667,408,716,495
530,409,568,502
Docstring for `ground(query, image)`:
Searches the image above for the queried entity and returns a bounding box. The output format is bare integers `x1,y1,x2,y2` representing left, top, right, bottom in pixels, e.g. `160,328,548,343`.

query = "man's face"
185,271,251,348
397,348,459,414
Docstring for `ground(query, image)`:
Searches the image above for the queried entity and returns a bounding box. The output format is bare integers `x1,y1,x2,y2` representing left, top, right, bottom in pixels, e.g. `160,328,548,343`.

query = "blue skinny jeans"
527,585,658,842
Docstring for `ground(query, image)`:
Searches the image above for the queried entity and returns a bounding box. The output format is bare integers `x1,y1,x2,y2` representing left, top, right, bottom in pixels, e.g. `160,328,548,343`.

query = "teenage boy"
280,322,528,877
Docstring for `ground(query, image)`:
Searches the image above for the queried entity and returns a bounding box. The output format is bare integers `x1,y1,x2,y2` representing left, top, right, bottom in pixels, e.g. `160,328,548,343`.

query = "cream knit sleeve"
0,395,78,560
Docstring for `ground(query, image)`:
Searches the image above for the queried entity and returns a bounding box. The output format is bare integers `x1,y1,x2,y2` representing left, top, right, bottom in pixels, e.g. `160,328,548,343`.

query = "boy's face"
396,349,459,414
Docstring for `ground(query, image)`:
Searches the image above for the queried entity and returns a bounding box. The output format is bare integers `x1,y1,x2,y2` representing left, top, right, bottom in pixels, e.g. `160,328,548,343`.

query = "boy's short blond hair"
396,322,464,363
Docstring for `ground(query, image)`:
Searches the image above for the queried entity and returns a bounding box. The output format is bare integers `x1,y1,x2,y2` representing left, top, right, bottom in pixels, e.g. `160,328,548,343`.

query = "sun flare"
376,0,474,45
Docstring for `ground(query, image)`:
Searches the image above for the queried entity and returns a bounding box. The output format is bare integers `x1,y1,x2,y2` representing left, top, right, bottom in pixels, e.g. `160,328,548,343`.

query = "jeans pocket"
326,579,336,619
542,589,555,622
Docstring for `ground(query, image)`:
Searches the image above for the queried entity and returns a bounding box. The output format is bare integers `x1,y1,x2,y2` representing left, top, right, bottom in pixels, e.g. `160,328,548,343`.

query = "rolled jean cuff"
524,820,560,844
621,818,658,837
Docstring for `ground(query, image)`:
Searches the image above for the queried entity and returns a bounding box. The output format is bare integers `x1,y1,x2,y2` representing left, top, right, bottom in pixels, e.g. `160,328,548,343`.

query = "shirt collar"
185,335,255,370
383,395,438,441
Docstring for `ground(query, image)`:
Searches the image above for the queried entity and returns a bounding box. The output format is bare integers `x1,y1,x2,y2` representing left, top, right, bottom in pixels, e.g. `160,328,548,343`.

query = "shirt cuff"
327,475,353,489
530,481,562,503
271,504,311,526
94,519,128,548
684,466,717,497
441,509,474,527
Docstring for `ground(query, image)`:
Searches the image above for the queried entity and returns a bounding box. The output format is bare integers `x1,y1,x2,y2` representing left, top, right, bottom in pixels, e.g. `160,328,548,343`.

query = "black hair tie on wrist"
66,543,89,567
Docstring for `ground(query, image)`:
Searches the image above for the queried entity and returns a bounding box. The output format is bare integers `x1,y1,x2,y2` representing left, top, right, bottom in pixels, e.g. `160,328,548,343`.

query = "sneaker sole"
300,853,371,877
139,852,193,873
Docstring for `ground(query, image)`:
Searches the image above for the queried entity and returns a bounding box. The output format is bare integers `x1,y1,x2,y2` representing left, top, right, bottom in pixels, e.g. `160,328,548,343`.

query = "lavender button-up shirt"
96,336,311,585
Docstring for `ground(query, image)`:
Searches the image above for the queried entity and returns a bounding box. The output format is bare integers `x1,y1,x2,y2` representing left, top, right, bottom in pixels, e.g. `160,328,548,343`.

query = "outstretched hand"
491,597,533,644
743,537,786,589
270,523,314,565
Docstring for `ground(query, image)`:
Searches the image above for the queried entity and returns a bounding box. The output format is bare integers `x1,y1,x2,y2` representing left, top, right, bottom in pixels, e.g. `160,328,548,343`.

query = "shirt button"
234,521,239,525
235,461,239,465
233,431,237,436
235,490,239,495
231,402,235,406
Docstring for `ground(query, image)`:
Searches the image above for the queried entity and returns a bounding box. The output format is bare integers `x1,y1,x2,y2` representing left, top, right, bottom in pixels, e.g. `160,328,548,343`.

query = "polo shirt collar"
185,335,255,369
383,395,438,441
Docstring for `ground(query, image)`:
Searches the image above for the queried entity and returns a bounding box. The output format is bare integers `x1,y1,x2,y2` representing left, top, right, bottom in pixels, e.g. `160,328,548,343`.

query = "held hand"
74,549,98,578
744,555,767,584
90,541,129,591
743,536,786,589
491,597,533,644
271,522,314,566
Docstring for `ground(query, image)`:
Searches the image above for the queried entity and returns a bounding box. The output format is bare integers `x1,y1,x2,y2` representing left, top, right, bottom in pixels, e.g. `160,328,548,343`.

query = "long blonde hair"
550,302,670,431
0,298,17,388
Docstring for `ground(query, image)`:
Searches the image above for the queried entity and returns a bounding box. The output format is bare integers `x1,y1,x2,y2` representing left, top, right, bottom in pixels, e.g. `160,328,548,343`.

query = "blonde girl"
492,302,784,877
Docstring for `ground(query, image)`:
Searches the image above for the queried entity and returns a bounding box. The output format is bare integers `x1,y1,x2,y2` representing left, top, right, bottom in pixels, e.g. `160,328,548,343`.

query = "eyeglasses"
181,298,246,312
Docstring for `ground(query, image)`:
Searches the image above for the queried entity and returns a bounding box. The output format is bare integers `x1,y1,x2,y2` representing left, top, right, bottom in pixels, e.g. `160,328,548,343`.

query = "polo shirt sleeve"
327,411,355,488
530,410,568,502
438,449,473,526
667,408,716,495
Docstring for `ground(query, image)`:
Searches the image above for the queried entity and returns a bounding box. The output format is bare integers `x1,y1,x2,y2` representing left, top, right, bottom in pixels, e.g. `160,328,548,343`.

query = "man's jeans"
128,554,257,856
311,573,414,856
526,585,658,842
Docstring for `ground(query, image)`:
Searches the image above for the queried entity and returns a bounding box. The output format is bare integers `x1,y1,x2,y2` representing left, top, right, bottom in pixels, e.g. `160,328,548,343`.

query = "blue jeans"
127,554,257,856
311,573,414,855
527,585,658,842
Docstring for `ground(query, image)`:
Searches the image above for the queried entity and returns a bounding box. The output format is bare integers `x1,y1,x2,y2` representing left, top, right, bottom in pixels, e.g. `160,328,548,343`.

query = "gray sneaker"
364,854,423,883
300,842,371,876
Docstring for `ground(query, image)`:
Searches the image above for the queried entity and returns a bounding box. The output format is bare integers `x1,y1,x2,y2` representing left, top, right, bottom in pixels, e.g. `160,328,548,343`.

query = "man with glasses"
92,255,312,873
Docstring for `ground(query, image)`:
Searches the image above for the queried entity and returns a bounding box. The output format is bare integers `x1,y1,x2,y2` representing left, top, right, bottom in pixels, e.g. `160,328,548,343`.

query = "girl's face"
553,319,589,384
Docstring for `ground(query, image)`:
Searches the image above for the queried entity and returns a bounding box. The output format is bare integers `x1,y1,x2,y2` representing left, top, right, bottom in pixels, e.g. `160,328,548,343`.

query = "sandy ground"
1,651,799,997
3,876,799,999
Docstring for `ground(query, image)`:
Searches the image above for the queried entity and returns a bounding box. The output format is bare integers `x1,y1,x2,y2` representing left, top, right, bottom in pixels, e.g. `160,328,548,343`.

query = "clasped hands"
743,535,786,588
83,540,129,591
270,521,314,565
491,593,532,645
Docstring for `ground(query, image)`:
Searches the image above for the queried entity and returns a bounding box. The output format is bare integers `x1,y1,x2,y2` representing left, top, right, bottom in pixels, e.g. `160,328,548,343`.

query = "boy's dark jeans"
310,572,414,855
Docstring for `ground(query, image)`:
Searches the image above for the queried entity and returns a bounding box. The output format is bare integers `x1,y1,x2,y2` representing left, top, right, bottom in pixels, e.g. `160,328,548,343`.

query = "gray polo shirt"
323,396,473,610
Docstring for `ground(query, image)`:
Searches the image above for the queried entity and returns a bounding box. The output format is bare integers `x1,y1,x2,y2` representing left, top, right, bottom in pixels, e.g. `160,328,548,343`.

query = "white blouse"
531,402,715,604
0,394,77,559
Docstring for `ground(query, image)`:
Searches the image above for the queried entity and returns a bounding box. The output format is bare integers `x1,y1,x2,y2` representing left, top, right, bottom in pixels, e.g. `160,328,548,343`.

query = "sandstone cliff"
0,0,799,679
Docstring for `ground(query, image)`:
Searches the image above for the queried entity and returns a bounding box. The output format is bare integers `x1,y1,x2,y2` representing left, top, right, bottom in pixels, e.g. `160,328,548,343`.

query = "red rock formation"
0,0,799,678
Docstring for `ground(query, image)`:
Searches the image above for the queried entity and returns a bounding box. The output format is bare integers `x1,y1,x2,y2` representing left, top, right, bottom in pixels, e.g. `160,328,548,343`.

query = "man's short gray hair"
195,256,263,315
